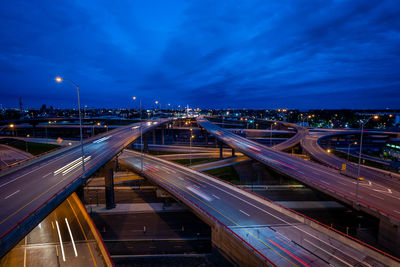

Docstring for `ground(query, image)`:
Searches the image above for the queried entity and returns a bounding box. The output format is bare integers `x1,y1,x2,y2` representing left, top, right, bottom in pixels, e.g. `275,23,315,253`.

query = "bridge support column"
219,142,223,159
204,131,208,145
76,184,84,202
378,216,400,256
152,129,156,145
144,135,149,152
161,126,165,145
105,167,115,209
232,148,235,157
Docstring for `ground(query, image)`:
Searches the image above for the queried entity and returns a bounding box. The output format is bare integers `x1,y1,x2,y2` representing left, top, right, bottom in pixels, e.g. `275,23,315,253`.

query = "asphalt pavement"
0,118,169,254
197,117,400,223
120,149,396,266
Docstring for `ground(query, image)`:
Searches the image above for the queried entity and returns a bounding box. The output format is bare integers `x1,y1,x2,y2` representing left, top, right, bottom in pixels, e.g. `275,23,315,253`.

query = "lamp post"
9,124,14,137
133,96,144,172
55,77,86,179
355,115,379,204
92,122,100,137
270,122,277,146
189,129,194,166
25,134,30,152
347,141,357,162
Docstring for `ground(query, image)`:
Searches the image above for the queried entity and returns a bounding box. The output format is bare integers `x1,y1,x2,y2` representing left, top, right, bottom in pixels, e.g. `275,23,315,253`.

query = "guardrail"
200,118,400,224
122,150,400,265
0,119,171,257
124,161,276,266
199,169,400,264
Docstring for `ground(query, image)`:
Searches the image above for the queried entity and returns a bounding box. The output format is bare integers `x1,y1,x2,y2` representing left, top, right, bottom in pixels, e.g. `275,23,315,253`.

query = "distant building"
382,139,400,160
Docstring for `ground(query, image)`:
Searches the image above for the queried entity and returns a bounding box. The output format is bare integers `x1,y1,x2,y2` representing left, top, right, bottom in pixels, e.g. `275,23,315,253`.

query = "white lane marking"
239,209,250,217
43,172,52,178
142,153,364,264
0,148,80,188
4,190,20,199
55,220,66,262
388,189,392,194
394,210,400,214
320,180,331,185
370,194,384,200
197,174,365,264
65,218,78,257
337,181,346,185
0,123,139,188
212,194,220,199
178,177,184,181
304,239,352,267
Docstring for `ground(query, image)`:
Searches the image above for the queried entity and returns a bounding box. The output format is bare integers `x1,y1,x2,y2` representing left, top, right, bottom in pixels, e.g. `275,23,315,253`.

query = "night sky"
1,0,399,109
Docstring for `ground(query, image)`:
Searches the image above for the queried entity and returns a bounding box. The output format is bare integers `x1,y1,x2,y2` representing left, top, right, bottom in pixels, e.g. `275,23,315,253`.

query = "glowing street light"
347,141,357,162
55,76,86,179
355,115,379,204
190,132,195,166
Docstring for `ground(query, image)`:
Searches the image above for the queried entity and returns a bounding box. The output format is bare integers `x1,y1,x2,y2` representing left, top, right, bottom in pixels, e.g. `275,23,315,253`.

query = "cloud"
0,0,399,108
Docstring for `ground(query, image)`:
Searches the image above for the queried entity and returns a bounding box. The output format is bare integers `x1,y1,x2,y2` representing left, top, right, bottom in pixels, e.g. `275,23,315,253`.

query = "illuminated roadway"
0,118,170,257
301,131,400,192
197,117,400,222
120,150,398,266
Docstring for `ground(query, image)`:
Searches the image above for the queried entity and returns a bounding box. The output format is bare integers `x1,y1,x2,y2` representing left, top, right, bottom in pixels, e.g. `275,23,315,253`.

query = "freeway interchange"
0,118,170,256
197,117,400,223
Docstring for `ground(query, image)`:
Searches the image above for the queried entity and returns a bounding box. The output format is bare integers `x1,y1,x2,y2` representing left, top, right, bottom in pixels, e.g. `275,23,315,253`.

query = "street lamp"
9,124,14,136
270,122,277,146
133,96,144,172
92,122,100,137
25,134,30,152
347,141,357,162
55,76,86,179
355,115,379,204
189,129,194,166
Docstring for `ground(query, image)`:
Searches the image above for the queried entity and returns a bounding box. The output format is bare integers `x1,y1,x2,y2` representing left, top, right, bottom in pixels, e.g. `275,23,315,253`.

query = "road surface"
0,118,169,256
197,117,400,223
120,150,398,266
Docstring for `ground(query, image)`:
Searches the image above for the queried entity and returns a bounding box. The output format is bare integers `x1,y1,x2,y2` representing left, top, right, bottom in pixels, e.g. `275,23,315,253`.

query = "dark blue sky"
1,0,400,109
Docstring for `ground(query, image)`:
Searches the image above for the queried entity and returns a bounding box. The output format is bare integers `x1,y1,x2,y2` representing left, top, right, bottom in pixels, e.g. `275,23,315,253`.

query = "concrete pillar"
378,216,400,256
161,126,165,145
205,131,208,145
232,148,235,157
114,156,118,172
144,135,149,152
152,129,156,144
219,142,223,159
105,168,115,209
76,185,84,202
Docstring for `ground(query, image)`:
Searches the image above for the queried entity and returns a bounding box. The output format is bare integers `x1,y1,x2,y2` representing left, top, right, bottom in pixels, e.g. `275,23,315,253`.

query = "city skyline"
1,0,400,109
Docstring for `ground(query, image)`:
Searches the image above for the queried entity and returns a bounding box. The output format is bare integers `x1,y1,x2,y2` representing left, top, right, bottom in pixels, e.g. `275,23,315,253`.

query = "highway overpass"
0,118,170,257
301,131,400,192
120,150,400,266
197,116,400,255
